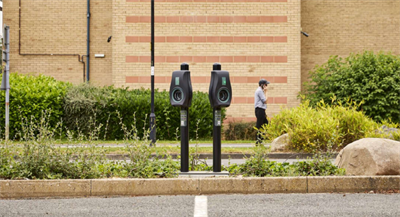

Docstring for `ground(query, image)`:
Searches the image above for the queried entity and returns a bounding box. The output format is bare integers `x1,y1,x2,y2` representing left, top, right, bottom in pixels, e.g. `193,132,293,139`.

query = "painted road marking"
194,196,208,217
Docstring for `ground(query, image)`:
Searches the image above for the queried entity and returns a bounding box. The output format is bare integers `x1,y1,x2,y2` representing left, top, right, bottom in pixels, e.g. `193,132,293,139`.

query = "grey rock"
335,138,400,175
270,133,289,152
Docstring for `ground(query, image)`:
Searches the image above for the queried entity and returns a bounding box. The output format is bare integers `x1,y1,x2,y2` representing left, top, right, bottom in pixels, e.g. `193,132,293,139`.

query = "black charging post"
208,63,232,172
170,63,192,172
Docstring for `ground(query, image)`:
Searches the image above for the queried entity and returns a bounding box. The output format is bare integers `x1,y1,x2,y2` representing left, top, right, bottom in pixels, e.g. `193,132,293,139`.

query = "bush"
261,99,382,152
229,146,345,177
303,51,400,123
0,73,71,139
63,84,225,140
224,121,257,140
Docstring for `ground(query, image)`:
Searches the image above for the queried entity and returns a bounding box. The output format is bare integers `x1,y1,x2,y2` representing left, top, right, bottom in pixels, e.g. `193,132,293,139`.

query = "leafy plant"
303,51,400,123
232,141,345,177
261,97,382,152
5,111,84,179
291,139,345,176
0,73,71,139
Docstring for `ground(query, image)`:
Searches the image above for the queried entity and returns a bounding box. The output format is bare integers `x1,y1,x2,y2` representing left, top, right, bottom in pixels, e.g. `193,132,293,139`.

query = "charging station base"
179,171,229,178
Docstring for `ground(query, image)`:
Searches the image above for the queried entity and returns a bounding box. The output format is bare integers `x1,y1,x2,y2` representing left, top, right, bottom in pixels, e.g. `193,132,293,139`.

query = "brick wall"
3,0,112,85
90,0,113,86
5,0,400,123
114,0,301,121
301,0,400,90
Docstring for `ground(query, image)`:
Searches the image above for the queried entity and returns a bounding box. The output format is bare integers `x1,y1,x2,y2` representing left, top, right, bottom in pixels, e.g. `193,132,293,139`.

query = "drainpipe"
86,0,90,82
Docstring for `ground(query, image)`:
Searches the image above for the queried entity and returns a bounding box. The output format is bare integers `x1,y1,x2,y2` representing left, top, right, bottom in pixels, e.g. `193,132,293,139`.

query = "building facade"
3,0,400,122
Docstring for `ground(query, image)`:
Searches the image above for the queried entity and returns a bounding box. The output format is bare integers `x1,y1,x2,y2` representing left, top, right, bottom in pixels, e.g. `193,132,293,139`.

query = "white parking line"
194,196,208,217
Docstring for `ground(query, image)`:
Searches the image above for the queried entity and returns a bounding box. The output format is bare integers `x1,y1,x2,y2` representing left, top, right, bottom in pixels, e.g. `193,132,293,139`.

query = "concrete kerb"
307,176,400,193
1,176,399,199
0,180,91,199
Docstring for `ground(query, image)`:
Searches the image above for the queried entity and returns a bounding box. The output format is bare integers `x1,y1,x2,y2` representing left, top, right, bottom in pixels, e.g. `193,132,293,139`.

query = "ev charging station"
208,63,232,172
169,63,192,172
170,62,231,175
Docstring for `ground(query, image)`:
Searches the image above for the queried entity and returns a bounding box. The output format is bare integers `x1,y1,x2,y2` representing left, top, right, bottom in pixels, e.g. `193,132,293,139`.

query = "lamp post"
1,25,10,141
149,0,156,145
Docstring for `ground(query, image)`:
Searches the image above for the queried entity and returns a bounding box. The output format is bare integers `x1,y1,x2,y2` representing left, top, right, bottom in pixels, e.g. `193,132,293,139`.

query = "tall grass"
0,109,178,179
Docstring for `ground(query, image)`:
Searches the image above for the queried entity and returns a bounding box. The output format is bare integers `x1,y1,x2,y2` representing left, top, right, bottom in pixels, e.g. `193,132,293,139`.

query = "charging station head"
169,64,192,108
209,64,232,108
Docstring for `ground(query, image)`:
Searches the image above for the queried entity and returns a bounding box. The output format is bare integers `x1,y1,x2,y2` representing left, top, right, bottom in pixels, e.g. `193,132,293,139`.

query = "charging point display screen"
175,77,179,85
222,77,226,86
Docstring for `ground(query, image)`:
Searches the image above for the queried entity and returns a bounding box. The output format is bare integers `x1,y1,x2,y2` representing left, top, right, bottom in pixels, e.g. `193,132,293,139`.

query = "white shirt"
254,86,267,109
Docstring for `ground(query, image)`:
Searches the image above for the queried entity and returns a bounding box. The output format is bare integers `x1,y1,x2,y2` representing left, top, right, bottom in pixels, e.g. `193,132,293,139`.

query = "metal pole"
149,0,156,145
213,108,222,172
5,75,8,141
3,25,10,141
86,0,90,82
180,108,189,172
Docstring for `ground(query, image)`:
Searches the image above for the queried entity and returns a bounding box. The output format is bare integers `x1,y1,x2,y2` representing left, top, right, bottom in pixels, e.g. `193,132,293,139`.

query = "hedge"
63,84,224,140
0,74,225,140
224,121,257,140
0,73,71,138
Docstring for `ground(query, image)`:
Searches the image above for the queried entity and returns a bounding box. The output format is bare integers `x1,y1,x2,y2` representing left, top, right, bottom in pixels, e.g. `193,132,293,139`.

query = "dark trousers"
255,107,268,144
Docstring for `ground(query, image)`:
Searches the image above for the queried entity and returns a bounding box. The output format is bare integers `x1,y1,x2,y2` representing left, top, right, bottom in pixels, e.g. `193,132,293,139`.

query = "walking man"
255,79,270,144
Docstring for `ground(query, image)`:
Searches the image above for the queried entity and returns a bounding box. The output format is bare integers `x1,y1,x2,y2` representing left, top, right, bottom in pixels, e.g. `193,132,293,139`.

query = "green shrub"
229,145,345,177
63,84,225,140
233,158,344,177
262,99,380,152
224,121,257,140
0,73,71,139
62,84,114,140
303,51,400,123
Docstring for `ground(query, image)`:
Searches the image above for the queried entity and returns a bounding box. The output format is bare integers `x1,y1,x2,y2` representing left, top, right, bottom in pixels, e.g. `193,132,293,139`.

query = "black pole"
150,0,156,145
213,108,222,172
180,63,190,172
86,0,90,82
212,63,222,172
181,107,189,172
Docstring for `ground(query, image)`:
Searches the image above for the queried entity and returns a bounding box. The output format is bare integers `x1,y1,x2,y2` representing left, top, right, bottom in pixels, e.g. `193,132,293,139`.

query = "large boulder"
334,138,400,175
270,133,289,152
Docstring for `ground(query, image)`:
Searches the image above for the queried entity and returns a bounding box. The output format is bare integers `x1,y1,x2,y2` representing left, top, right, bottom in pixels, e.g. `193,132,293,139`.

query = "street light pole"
1,25,10,141
149,0,156,145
